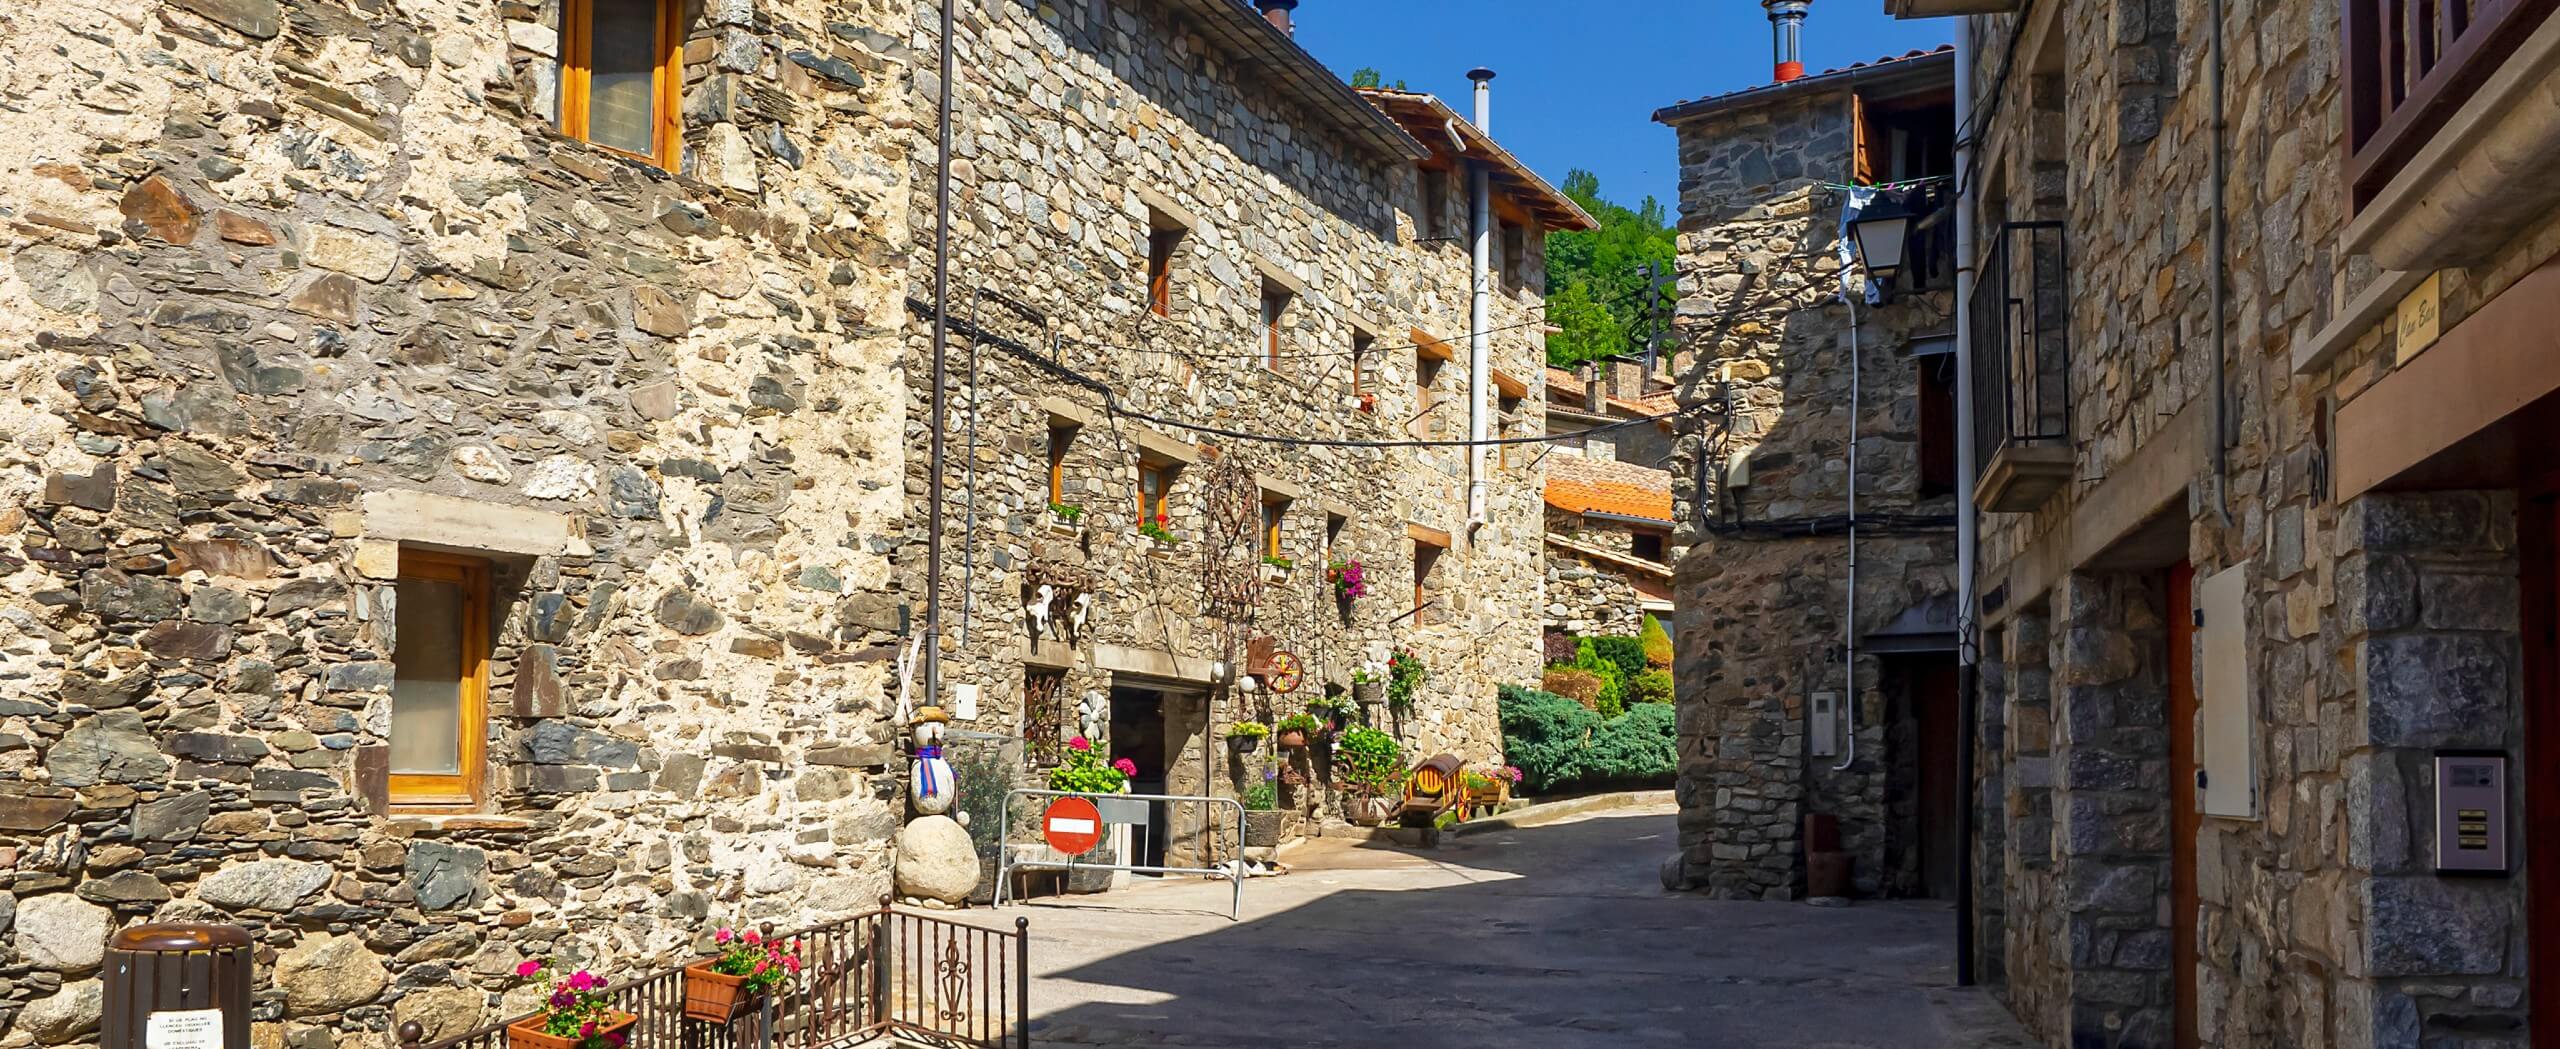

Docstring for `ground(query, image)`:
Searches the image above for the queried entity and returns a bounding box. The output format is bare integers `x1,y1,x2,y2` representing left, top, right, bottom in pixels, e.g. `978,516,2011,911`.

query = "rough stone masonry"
0,0,917,1045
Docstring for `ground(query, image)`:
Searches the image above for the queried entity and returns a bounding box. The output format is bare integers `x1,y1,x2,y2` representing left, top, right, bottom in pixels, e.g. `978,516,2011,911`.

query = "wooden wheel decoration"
1259,650,1305,694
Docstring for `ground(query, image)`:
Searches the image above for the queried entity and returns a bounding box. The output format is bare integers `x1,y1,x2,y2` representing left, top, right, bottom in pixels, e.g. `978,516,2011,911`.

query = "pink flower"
742,930,760,945
605,1034,627,1048
1067,736,1092,752
516,960,543,979
566,971,597,992
782,956,802,974
715,928,732,945
578,1022,597,1038
752,958,769,975
549,991,575,1009
1112,758,1137,777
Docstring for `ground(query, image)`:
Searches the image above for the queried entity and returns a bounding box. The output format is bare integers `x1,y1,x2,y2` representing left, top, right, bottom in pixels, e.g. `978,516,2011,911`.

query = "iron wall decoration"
1022,668,1067,770
1197,456,1264,626
1021,560,1093,645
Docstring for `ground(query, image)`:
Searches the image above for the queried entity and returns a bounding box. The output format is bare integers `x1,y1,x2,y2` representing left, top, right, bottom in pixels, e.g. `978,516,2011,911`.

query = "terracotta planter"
1275,729,1309,749
683,963,762,1022
1226,734,1262,754
507,1012,636,1049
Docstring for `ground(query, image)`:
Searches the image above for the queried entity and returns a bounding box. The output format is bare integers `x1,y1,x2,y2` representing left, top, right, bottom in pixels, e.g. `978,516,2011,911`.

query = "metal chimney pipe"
1764,0,1810,82
1465,66,1495,527
1255,0,1297,35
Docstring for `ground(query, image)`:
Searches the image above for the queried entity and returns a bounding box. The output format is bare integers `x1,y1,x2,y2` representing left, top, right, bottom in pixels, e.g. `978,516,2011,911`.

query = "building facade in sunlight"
1655,46,1964,901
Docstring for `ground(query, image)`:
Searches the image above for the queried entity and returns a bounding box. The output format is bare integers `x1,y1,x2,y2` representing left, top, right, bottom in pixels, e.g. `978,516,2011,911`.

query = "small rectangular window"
390,551,491,808
1412,539,1445,627
1146,219,1185,317
561,0,682,168
1498,393,1524,469
1262,496,1290,560
1261,282,1293,371
1326,512,1348,559
1633,532,1667,563
1413,355,1443,439
1047,424,1078,508
1351,331,1376,409
1137,458,1177,531
1917,353,1957,497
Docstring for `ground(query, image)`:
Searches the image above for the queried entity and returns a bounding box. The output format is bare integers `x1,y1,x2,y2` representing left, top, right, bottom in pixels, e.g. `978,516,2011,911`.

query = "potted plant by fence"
683,927,802,1022
1242,774,1287,847
1225,721,1270,754
507,960,632,1049
1273,713,1322,750
1334,727,1404,825
1048,736,1133,796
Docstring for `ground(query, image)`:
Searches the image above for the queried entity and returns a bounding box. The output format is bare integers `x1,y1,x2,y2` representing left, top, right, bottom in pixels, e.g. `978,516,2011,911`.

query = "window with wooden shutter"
561,0,683,169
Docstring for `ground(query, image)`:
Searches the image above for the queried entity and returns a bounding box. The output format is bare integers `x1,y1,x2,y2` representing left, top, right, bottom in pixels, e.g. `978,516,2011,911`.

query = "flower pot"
507,1012,636,1049
1342,796,1395,825
1226,734,1261,755
1243,810,1288,848
1464,781,1510,806
1275,729,1309,749
683,963,759,1022
1352,680,1383,706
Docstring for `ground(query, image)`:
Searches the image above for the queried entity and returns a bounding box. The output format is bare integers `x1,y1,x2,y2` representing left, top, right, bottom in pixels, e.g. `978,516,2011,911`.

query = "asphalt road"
953,801,2037,1048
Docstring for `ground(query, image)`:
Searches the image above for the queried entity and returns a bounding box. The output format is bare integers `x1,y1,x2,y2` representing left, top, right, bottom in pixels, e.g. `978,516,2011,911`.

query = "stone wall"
0,0,914,1044
894,0,1549,843
1661,84,1961,899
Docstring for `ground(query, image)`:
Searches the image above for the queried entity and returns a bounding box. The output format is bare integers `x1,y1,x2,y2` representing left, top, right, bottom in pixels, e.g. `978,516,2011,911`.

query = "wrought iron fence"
399,901,1028,1049
1968,220,2071,479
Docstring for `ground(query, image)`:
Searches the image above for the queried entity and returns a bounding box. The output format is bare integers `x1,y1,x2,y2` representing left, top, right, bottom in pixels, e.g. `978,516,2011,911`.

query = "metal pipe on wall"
923,0,957,706
1949,21,1980,989
2209,0,2231,525
1466,67,1496,528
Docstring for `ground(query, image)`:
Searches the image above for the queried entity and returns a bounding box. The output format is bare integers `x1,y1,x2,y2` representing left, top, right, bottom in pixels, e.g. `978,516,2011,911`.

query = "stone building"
1545,357,1679,471
1885,0,2560,1044
1654,42,1965,901
0,0,918,1043
895,0,1588,865
1542,442,1677,640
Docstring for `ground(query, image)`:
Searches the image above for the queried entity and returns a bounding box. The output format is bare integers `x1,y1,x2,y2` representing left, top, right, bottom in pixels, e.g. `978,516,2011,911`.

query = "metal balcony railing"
1969,221,2070,483
2344,0,2560,208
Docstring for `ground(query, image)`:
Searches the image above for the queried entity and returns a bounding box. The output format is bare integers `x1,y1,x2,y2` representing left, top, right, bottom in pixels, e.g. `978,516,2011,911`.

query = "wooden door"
1914,658,1962,899
2167,562,2199,1049
2524,489,2560,1046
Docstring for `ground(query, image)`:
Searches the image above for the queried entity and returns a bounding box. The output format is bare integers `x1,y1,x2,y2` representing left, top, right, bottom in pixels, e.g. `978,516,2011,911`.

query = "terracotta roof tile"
1544,453,1674,524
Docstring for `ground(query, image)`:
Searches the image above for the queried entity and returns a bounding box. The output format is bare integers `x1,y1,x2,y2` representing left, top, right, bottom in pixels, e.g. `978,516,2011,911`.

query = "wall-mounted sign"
146,1009,226,1049
2433,751,2508,875
2394,272,2441,365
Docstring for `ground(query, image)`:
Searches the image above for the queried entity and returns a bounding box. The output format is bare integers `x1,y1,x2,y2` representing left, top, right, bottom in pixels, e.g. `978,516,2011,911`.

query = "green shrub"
1639,614,1674,669
1588,635,1649,683
1631,668,1673,706
1497,685,1676,794
1335,727,1404,795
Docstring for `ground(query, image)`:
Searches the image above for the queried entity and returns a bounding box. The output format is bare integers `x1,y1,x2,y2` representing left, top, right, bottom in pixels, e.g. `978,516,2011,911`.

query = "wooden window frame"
1137,458,1177,530
560,0,685,170
1261,496,1290,560
389,551,491,811
1411,536,1446,627
1261,284,1292,372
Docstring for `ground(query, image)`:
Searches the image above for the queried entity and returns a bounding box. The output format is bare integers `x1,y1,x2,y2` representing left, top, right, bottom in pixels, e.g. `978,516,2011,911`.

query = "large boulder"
16,979,102,1044
14,894,109,971
274,934,388,1015
893,815,980,904
196,859,332,911
392,987,487,1045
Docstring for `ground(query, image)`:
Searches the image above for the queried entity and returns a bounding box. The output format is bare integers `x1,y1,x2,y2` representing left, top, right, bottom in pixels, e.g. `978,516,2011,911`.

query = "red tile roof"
1545,453,1674,524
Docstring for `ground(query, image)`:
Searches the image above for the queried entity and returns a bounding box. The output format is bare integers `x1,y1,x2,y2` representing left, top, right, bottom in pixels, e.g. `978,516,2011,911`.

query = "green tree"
1544,170,1677,368
1348,68,1406,90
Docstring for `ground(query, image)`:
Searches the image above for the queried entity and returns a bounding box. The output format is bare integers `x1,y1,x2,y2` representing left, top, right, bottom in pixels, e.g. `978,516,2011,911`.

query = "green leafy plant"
1461,771,1499,792
1225,720,1270,740
1631,668,1674,706
1386,648,1427,712
1588,635,1649,684
1138,520,1178,545
1498,685,1676,794
1639,614,1675,669
1262,554,1295,570
1047,736,1133,794
704,927,802,995
1243,774,1279,811
1274,712,1323,736
1332,727,1404,796
1049,502,1085,525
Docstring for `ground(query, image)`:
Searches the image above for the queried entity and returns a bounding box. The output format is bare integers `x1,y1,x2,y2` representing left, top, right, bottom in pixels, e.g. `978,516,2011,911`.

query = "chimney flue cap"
1466,67,1497,83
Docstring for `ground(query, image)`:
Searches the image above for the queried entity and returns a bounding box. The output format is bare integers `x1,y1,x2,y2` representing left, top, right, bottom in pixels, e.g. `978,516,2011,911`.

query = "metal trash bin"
101,924,253,1049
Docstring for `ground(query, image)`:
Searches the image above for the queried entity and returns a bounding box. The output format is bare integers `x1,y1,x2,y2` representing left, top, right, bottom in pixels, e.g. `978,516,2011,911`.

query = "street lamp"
1849,194,1915,284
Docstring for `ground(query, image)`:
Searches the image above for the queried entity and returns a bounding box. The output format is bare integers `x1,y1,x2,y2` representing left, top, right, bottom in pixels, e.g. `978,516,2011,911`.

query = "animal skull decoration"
1024,584,1055,639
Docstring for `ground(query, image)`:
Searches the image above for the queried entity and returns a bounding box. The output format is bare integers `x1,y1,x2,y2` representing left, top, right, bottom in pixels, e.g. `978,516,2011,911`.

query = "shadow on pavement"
1016,811,2001,1049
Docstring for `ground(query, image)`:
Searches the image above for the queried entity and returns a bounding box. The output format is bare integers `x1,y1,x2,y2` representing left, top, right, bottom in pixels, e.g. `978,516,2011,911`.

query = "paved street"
958,803,2035,1048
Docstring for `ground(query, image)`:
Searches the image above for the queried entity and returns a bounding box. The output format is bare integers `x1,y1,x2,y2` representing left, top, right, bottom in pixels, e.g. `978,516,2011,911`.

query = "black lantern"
1849,194,1916,283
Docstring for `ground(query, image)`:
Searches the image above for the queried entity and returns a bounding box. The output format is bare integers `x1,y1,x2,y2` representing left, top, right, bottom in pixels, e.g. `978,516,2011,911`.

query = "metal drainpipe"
1950,22,1980,989
1466,67,1496,529
2209,0,2232,525
924,0,956,707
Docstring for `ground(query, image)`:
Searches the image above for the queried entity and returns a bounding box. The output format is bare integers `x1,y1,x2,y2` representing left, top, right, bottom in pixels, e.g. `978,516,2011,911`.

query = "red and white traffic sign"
1041,796,1104,855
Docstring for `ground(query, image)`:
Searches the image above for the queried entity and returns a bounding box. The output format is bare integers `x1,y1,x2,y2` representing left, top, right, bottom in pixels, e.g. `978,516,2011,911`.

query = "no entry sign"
1041,796,1104,855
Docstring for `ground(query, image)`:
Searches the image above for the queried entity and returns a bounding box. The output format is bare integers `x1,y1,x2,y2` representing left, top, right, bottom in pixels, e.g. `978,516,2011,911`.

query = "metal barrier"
994,788,1248,920
401,899,1028,1049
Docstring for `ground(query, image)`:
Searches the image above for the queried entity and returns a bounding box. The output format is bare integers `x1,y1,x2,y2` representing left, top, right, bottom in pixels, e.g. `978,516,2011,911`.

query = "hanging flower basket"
1351,678,1384,706
1275,729,1309,749
1228,734,1261,754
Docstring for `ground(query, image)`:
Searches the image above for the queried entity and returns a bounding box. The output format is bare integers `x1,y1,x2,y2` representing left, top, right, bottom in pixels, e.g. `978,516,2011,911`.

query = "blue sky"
1292,1,1951,214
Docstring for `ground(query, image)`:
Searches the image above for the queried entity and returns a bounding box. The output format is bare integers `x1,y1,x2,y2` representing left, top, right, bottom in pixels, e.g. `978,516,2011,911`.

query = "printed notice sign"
146,1009,225,1049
